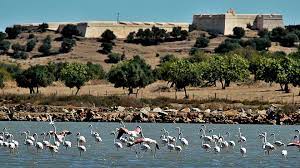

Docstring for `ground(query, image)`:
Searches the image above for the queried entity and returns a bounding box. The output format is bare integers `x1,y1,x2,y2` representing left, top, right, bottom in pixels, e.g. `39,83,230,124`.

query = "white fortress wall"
256,15,284,30
224,14,257,35
83,21,189,38
192,14,226,34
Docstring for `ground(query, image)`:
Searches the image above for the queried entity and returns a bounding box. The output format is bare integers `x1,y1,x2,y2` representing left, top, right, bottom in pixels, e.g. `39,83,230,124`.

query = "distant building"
20,21,189,39
192,9,284,35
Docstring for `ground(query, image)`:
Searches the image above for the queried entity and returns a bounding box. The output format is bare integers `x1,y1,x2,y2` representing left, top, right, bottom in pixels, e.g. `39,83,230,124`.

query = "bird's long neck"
90,126,93,135
35,135,38,145
52,124,57,133
113,133,116,144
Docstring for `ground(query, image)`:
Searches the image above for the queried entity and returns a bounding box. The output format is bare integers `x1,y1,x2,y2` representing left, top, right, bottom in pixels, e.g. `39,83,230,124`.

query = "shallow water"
0,122,299,168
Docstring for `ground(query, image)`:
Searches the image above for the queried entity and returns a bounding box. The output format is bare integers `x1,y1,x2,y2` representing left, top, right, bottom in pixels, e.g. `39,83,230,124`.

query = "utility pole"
117,12,120,23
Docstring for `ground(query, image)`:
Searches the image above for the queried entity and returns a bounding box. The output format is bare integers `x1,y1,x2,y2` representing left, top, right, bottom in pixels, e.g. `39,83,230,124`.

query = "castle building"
192,9,284,35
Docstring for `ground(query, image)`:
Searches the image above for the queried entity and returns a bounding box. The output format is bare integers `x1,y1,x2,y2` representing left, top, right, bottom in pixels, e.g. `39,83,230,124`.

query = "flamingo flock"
0,117,299,161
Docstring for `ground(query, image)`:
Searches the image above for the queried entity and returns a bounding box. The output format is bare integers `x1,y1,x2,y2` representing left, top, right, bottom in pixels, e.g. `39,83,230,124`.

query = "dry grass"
2,80,300,104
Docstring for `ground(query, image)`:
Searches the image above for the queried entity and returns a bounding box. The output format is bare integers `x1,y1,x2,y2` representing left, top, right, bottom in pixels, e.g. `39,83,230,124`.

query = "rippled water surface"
0,122,299,168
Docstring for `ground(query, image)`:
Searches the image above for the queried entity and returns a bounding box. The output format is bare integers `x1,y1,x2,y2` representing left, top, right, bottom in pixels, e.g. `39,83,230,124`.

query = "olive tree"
60,63,89,95
107,55,155,96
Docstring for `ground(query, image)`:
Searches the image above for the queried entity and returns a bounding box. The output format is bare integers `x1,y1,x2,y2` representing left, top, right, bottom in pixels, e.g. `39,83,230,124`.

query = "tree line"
2,47,300,98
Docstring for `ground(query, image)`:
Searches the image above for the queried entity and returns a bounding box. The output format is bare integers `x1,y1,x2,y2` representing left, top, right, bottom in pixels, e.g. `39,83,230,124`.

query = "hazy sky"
0,0,299,31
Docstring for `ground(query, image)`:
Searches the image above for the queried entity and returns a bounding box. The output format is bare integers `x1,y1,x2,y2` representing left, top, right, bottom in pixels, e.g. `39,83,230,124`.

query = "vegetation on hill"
125,26,188,46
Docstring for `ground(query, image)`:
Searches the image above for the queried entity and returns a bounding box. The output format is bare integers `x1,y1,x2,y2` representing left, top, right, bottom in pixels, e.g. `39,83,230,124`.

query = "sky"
0,0,299,31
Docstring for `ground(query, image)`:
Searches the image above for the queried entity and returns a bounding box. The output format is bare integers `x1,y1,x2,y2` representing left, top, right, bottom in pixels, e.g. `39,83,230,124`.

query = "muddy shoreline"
0,103,299,125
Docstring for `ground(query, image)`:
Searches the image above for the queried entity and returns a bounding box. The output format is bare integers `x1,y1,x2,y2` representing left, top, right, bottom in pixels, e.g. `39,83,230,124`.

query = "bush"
86,62,105,80
106,53,123,63
258,28,269,38
0,73,4,89
12,43,26,52
101,42,113,54
233,27,245,39
38,35,52,55
12,51,28,59
160,54,177,64
0,32,7,41
26,39,36,52
61,24,80,38
194,36,209,48
0,40,11,54
38,23,49,32
101,29,116,43
215,39,241,53
126,32,135,43
0,63,22,79
270,27,287,42
28,33,35,39
242,38,271,51
60,38,76,53
5,25,22,39
280,33,299,47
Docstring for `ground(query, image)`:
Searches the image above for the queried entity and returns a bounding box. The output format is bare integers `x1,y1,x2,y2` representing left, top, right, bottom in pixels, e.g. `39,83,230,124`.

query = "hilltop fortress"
19,9,284,38
192,9,284,35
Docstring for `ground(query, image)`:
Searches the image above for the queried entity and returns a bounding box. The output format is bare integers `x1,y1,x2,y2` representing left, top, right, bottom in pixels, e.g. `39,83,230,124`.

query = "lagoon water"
0,122,299,168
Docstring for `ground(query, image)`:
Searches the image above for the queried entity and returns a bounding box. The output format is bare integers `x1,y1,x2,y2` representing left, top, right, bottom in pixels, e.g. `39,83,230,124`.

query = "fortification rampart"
192,11,284,35
21,21,189,39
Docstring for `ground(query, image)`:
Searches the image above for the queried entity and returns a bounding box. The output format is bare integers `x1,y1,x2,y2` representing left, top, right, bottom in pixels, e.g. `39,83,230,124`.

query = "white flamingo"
238,128,247,143
175,127,189,146
77,132,86,145
41,132,51,147
77,138,86,156
21,132,34,148
200,126,213,143
270,133,284,147
262,132,275,155
33,133,44,152
225,132,235,148
213,141,220,154
240,144,247,157
111,132,123,150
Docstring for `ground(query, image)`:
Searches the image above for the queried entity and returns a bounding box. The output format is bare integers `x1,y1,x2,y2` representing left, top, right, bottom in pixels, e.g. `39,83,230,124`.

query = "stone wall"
192,13,284,35
224,14,257,35
192,14,225,34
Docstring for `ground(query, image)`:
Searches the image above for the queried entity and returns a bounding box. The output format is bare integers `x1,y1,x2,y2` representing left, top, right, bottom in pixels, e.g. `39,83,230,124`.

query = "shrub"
12,51,28,59
0,40,11,54
194,36,209,48
270,27,287,42
5,25,22,39
61,24,80,38
0,73,4,89
101,42,113,54
0,32,7,41
28,33,35,39
38,23,49,32
86,62,105,80
160,54,177,64
38,35,52,55
101,29,116,43
60,38,76,53
215,39,241,53
26,39,36,52
106,53,123,63
280,33,299,47
233,27,245,39
258,28,269,38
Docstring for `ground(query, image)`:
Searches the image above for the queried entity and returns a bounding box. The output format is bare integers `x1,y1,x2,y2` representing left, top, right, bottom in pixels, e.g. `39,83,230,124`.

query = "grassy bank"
0,93,278,108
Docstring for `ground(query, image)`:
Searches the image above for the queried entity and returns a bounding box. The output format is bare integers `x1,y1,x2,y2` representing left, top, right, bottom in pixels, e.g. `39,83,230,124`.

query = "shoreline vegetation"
0,94,299,125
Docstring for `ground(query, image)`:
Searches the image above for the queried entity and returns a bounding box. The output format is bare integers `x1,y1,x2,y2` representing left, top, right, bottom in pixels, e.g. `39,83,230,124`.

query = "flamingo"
270,133,284,147
160,132,168,146
47,144,59,156
213,141,221,154
7,134,16,154
238,128,247,143
262,132,275,155
21,132,34,148
161,128,176,143
26,131,35,142
199,126,213,143
175,127,189,146
89,124,100,137
225,132,235,148
33,133,44,152
77,137,86,156
116,126,142,139
111,132,123,150
76,132,86,145
63,134,72,150
41,132,51,147
240,144,247,157
200,135,211,151
219,136,229,149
